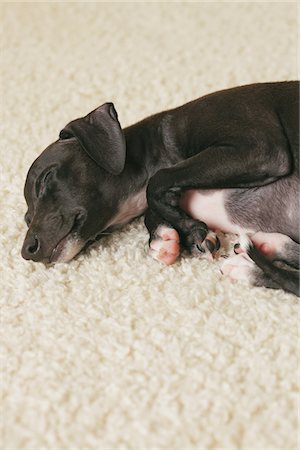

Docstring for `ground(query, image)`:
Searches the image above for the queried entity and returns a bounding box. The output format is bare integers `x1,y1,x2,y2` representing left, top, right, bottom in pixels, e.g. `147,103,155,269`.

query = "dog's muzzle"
21,210,86,264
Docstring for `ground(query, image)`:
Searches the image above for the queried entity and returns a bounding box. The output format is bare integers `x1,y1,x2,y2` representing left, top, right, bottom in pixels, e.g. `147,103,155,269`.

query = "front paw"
183,225,220,261
149,225,180,266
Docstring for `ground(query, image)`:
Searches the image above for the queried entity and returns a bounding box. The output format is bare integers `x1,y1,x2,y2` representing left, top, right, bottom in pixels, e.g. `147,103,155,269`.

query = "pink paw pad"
149,226,180,265
221,253,254,283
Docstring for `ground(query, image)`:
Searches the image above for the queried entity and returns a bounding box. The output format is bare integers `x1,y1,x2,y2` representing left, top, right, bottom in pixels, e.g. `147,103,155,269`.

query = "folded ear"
59,103,126,175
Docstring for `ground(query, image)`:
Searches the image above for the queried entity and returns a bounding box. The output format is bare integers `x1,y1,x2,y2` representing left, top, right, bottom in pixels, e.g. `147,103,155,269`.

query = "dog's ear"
59,103,126,175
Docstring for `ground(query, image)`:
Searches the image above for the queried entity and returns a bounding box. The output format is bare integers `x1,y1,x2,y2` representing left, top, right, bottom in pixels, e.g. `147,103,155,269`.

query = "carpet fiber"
1,3,299,449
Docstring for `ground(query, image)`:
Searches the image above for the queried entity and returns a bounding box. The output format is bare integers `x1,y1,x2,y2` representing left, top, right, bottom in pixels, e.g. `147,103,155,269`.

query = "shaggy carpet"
1,3,298,449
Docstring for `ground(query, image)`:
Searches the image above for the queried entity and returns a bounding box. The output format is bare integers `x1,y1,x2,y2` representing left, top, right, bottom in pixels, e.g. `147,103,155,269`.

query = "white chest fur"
109,189,148,227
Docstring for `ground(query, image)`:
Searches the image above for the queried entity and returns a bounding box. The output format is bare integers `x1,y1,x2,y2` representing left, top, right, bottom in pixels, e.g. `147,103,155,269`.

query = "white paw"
220,253,255,282
149,225,180,266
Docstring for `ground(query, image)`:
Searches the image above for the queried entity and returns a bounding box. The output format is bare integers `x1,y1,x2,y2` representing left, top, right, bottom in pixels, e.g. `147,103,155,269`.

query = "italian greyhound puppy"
22,82,299,296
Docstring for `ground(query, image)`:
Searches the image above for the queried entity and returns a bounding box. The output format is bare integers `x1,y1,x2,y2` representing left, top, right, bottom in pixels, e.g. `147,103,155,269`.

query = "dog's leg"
234,232,300,268
221,248,299,296
253,268,299,296
146,144,291,258
221,234,300,296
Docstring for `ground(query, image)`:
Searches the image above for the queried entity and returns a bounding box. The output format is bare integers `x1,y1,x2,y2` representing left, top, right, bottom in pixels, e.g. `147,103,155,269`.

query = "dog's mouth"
49,232,77,263
24,209,113,264
48,221,113,264
48,212,86,264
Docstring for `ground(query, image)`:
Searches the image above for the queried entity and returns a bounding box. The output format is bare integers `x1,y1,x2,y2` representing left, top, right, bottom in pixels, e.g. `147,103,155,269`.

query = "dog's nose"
21,234,41,260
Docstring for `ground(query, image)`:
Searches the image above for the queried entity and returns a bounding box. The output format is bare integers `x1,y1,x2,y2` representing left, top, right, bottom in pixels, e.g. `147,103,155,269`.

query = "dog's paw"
220,253,255,283
149,225,180,265
184,227,220,261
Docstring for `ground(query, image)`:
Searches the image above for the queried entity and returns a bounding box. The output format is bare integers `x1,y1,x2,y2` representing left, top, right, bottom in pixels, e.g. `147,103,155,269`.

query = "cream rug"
1,3,299,449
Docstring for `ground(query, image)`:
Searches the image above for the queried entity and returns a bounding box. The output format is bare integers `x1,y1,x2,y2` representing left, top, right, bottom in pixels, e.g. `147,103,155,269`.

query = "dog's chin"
49,234,84,264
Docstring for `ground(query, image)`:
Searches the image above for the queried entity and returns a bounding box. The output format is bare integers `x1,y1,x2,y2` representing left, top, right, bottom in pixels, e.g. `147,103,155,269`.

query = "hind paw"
220,253,255,283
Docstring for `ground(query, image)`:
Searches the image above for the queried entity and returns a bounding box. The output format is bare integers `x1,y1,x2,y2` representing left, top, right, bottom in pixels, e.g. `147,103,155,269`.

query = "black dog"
22,82,299,296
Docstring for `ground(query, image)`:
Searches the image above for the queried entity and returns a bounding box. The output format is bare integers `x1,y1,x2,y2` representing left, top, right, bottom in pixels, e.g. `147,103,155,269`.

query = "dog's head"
21,102,129,264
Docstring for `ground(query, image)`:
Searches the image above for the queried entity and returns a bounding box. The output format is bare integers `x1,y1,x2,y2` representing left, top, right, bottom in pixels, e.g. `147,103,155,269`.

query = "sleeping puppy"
22,82,299,296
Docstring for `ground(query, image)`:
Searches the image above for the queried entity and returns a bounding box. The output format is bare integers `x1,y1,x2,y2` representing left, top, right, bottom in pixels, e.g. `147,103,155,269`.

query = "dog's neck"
107,99,210,228
106,111,184,229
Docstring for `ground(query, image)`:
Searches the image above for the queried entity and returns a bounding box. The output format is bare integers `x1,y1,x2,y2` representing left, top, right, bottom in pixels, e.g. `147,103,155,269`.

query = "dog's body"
22,82,300,295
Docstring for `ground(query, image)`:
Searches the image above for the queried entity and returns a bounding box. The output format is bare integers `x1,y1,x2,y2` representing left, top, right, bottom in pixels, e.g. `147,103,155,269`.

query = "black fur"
22,82,299,295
